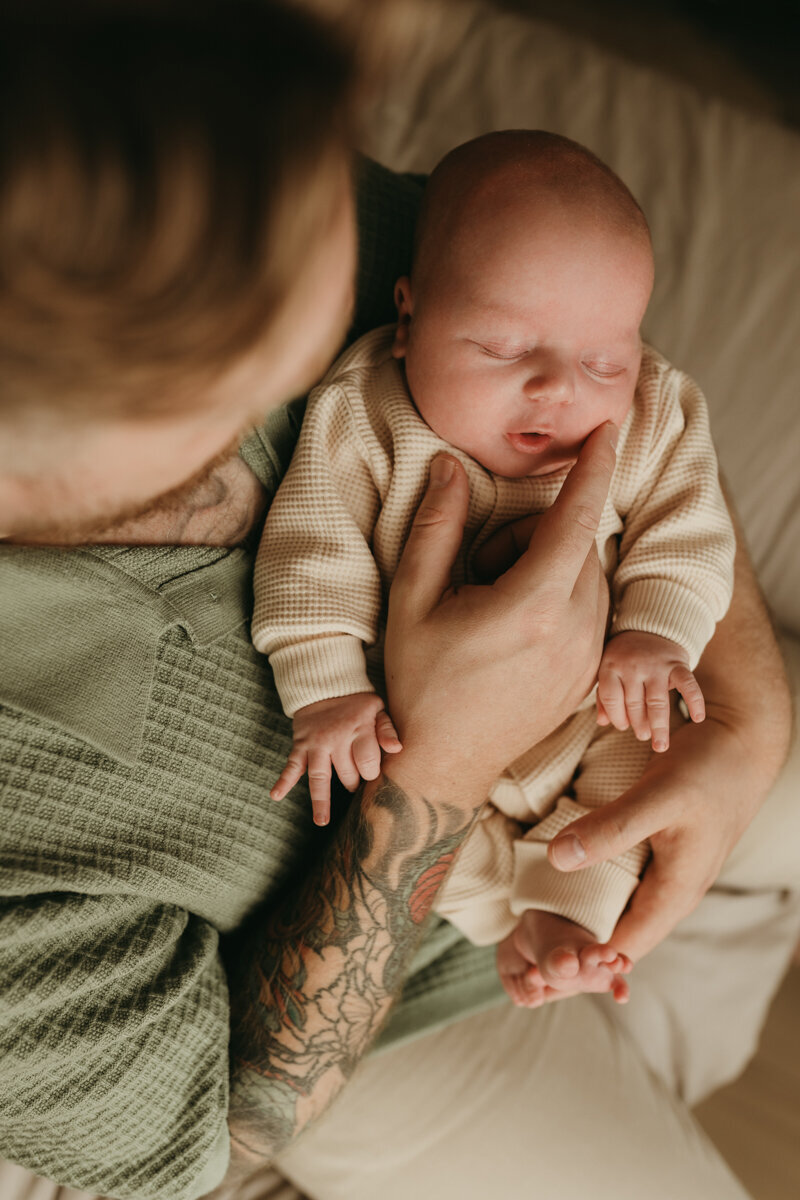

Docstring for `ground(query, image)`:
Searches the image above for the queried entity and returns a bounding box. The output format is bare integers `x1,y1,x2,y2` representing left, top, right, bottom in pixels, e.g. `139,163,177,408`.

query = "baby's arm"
253,377,398,824
271,693,402,825
597,630,705,752
605,361,736,750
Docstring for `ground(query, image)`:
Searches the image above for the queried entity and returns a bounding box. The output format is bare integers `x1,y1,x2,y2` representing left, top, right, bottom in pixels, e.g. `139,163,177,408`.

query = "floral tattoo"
226,776,473,1159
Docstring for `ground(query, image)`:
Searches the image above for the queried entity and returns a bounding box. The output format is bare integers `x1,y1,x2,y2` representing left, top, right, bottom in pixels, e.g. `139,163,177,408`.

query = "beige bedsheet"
361,0,800,640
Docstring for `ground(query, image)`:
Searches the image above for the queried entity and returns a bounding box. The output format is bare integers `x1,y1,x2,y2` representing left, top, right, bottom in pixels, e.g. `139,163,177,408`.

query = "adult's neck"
9,455,268,548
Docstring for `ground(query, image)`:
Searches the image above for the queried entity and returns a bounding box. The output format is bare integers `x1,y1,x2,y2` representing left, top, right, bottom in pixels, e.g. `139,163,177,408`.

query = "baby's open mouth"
507,431,553,454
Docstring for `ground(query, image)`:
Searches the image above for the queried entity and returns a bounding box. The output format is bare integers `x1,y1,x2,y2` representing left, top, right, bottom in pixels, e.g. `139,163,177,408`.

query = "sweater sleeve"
252,381,385,716
0,842,230,1200
610,360,736,668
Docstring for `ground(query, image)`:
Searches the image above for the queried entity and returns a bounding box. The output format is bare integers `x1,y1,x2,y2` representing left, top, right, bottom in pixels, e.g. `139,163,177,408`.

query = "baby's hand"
271,693,402,825
597,631,705,752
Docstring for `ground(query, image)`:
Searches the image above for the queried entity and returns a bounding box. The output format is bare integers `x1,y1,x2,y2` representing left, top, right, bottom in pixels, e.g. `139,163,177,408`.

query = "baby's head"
392,130,654,477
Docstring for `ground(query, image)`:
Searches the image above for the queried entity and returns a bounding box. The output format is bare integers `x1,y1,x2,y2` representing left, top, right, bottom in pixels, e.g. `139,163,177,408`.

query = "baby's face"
393,209,653,478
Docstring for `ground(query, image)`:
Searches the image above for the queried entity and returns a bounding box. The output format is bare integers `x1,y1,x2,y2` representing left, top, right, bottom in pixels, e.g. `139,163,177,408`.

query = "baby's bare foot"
515,910,632,1003
496,931,551,1008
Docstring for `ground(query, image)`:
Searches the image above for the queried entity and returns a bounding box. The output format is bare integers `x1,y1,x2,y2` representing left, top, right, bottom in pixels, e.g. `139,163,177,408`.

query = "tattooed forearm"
225,775,479,1160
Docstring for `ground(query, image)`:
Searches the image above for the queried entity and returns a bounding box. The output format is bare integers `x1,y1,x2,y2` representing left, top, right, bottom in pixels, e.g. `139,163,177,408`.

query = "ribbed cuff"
511,844,639,943
612,579,718,669
435,897,519,948
268,635,373,716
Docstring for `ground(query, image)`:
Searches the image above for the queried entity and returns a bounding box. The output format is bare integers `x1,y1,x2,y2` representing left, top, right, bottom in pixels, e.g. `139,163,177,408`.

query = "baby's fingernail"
653,737,667,752
430,456,455,487
551,834,586,870
606,422,619,449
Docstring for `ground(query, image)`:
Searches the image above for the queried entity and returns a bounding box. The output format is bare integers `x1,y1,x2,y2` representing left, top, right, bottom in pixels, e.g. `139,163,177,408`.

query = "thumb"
547,789,659,872
389,454,469,621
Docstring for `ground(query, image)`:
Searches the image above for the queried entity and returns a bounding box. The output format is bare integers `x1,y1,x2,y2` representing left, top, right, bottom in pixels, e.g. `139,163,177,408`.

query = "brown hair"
0,1,361,421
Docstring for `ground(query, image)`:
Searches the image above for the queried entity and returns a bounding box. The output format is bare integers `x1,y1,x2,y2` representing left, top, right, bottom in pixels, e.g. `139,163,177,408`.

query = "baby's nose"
522,363,573,405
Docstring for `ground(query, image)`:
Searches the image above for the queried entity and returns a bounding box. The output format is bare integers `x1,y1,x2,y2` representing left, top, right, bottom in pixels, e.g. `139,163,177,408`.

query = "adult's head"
0,0,365,539
392,129,654,477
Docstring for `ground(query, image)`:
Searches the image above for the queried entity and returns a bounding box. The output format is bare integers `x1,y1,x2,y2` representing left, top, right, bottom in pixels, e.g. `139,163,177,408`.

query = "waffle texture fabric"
0,160,507,1200
252,325,735,942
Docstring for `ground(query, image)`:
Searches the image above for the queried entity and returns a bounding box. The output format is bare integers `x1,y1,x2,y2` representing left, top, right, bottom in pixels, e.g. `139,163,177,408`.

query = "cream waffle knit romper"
253,326,735,945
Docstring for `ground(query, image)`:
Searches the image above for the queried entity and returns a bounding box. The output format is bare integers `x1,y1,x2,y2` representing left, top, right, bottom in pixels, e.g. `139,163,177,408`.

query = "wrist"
379,741,494,817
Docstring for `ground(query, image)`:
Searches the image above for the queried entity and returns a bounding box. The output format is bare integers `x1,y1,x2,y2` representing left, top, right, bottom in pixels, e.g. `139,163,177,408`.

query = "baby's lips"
506,431,553,454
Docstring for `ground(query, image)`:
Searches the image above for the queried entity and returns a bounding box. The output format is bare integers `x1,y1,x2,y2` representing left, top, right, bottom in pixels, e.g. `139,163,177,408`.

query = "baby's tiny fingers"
623,684,650,742
333,749,360,793
645,684,671,753
596,694,610,726
375,709,403,753
597,672,629,732
270,752,307,802
307,749,332,826
352,731,382,781
671,665,706,723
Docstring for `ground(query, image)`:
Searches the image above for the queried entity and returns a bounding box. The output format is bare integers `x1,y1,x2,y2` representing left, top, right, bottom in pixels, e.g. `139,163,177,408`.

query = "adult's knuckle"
412,500,448,531
604,812,631,849
572,503,600,535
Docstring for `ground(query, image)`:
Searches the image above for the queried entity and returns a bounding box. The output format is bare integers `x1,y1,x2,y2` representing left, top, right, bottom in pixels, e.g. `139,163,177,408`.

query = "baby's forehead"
414,133,651,281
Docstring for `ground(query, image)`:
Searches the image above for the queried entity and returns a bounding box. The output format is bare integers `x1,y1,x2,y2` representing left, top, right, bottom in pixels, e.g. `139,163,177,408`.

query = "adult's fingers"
502,423,616,602
389,454,469,622
547,784,673,872
473,512,540,581
610,853,705,961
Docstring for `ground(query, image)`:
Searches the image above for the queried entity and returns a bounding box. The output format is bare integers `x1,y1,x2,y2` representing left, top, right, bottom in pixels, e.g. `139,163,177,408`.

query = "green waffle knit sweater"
0,159,504,1200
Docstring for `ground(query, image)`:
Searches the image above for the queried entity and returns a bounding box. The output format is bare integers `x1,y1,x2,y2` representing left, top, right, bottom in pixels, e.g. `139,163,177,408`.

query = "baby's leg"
509,725,655,949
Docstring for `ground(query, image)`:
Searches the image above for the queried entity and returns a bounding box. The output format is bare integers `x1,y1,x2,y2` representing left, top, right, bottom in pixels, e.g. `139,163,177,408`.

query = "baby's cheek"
610,388,635,427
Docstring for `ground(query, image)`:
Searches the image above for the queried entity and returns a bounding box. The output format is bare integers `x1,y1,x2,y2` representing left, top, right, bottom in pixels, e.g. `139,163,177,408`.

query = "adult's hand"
547,529,792,962
384,423,617,805
228,429,614,1167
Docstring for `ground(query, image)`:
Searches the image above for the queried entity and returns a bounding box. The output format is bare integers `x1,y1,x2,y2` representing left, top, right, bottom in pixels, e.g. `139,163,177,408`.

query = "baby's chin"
490,455,578,480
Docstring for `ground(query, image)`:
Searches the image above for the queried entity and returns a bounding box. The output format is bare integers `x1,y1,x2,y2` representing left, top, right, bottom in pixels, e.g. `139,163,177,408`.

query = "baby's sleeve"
611,361,736,668
252,382,384,716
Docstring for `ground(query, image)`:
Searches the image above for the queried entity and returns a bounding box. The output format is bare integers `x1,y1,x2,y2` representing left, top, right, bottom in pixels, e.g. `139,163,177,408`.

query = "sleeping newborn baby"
252,130,735,1007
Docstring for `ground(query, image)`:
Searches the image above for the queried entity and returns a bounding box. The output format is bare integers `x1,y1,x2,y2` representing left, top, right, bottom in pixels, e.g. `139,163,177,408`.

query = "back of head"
0,0,359,426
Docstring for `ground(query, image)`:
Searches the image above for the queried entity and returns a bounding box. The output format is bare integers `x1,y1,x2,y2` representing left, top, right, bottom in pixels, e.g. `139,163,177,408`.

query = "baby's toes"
519,969,549,1008
611,975,631,1004
500,972,531,1008
540,945,581,986
580,942,624,971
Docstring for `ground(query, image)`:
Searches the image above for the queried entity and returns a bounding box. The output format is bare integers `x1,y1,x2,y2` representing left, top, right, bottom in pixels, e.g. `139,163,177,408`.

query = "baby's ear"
392,276,413,359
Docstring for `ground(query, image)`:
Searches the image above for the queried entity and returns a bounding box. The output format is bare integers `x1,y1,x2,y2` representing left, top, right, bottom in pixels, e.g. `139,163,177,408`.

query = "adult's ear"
391,275,413,358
